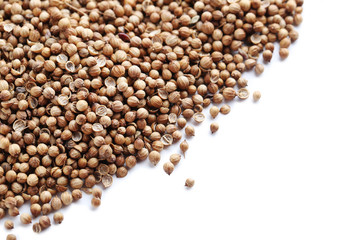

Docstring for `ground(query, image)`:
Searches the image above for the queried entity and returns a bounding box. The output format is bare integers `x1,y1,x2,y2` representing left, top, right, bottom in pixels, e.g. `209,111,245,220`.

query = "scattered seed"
253,91,262,101
180,140,189,157
210,106,220,118
185,178,195,188
169,154,181,166
220,105,231,115
210,123,219,134
163,162,175,175
185,126,195,137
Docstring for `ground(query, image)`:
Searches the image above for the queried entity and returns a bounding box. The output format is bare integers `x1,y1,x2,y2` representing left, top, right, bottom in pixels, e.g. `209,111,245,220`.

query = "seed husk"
193,112,205,123
102,174,113,188
32,223,42,233
238,88,250,99
161,134,173,146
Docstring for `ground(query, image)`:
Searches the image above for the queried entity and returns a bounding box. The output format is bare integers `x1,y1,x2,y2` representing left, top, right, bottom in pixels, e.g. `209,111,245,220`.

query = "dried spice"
185,178,195,188
0,0,302,235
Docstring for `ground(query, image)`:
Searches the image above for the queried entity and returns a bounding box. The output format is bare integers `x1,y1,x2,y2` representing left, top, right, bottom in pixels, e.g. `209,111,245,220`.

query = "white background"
2,1,360,239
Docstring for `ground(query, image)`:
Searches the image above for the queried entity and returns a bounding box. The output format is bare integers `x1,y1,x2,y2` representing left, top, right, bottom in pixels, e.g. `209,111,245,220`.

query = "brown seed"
210,123,219,134
209,106,220,118
163,162,175,175
92,187,102,199
220,105,231,115
185,178,195,188
91,197,101,207
33,222,42,233
20,213,32,224
149,151,161,166
6,234,16,240
39,216,51,229
4,220,14,229
169,154,181,166
53,212,64,224
180,140,189,157
185,126,195,137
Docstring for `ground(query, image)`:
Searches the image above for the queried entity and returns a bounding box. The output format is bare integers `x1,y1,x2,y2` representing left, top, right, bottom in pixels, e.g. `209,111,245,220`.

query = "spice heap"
0,0,303,235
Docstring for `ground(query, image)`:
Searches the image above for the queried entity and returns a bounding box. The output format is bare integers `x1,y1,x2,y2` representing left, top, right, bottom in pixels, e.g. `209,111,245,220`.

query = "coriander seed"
39,216,51,229
6,234,16,240
185,178,195,188
91,197,101,208
210,123,219,134
92,188,102,199
4,220,14,229
253,91,262,101
210,106,220,118
185,126,195,137
170,154,181,166
163,162,175,175
20,213,32,224
180,140,189,157
220,105,231,115
53,212,64,224
149,151,161,166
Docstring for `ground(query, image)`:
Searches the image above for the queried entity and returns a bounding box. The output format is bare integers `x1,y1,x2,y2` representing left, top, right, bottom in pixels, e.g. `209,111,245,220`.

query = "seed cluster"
0,0,302,235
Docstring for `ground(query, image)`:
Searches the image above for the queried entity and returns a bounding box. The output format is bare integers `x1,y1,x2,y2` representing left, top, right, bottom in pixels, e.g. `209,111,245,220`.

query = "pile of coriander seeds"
0,0,303,237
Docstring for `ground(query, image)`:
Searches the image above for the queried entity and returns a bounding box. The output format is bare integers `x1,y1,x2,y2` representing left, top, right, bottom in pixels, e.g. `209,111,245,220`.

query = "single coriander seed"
185,178,195,188
163,162,175,175
180,140,189,157
91,197,101,208
253,91,262,101
20,213,32,224
6,234,16,240
149,150,161,166
39,216,51,229
210,123,219,134
169,153,181,166
53,212,64,224
185,126,195,137
4,220,14,229
92,187,102,199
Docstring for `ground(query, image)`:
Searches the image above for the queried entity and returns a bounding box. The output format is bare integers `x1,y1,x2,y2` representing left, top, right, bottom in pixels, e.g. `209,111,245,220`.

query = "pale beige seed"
220,105,231,115
210,106,220,118
20,213,32,224
169,154,181,166
163,162,175,175
253,91,262,101
185,178,195,188
53,212,64,224
185,126,195,137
